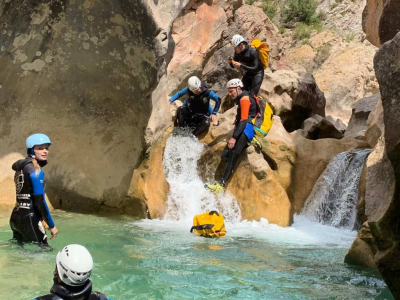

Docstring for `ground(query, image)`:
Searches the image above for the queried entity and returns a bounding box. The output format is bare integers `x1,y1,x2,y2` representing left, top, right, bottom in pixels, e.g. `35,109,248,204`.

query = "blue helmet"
26,133,52,156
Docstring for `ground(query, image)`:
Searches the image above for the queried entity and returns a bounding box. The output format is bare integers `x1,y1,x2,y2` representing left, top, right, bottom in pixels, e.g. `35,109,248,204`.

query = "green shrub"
279,27,286,35
346,33,355,42
301,38,310,45
261,0,278,20
317,10,327,21
282,0,319,25
294,23,312,40
246,0,257,5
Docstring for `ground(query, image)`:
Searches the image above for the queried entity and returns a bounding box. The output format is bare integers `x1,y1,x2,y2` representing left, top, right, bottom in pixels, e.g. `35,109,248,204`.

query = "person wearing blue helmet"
9,133,58,247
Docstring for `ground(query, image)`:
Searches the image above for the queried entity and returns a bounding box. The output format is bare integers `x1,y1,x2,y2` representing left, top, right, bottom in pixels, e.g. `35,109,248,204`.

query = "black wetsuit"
231,43,264,96
221,91,257,185
34,280,112,300
170,82,221,136
9,158,55,245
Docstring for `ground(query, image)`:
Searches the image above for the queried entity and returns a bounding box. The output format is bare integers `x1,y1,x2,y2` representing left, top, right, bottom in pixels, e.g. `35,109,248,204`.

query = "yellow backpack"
251,39,270,69
190,211,226,238
252,96,274,137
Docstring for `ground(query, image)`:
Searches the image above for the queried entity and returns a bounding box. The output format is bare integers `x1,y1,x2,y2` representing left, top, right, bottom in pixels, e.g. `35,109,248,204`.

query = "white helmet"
226,78,243,89
188,76,201,91
56,244,93,286
231,34,245,47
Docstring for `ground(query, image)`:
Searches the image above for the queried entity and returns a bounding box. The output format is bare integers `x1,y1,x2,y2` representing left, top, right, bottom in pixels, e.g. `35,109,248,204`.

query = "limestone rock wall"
367,31,400,298
0,0,160,213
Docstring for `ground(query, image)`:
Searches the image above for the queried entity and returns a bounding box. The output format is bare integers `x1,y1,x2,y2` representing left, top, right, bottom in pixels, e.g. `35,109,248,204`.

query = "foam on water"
163,131,241,222
139,132,359,249
301,149,371,229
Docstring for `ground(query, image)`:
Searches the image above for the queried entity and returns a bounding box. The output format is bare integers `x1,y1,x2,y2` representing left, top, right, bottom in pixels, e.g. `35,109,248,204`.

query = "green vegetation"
301,38,310,45
246,0,257,5
317,10,327,21
261,0,278,20
293,22,323,40
282,0,319,25
346,33,355,42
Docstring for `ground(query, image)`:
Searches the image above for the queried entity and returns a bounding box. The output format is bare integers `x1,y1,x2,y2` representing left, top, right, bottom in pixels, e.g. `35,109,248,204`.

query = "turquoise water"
0,209,394,300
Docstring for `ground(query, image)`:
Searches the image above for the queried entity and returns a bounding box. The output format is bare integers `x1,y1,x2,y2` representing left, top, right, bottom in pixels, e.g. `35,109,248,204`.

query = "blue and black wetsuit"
230,43,264,96
169,82,221,136
34,280,112,300
220,91,257,185
9,158,55,245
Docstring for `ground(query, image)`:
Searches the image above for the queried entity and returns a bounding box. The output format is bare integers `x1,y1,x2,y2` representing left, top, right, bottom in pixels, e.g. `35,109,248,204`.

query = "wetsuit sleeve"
169,87,189,103
208,91,221,114
232,96,251,139
240,49,261,73
30,170,55,228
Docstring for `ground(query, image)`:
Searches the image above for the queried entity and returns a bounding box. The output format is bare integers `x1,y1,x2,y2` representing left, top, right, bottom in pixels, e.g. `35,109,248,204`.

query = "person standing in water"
169,76,221,136
34,244,113,300
228,35,264,96
9,133,58,247
205,79,261,194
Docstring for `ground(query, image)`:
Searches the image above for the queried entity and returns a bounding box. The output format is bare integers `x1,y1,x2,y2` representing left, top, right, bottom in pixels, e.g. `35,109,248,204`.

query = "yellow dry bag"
250,39,270,69
190,211,226,238
252,96,274,137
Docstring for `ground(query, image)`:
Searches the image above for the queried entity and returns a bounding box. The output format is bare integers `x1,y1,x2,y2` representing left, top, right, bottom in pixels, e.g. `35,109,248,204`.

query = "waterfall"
162,129,241,222
301,149,371,229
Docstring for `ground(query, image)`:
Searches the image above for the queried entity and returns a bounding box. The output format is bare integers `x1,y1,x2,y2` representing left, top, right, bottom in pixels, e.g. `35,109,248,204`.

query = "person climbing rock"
228,34,264,96
205,79,262,194
169,76,221,136
9,133,58,247
34,244,113,300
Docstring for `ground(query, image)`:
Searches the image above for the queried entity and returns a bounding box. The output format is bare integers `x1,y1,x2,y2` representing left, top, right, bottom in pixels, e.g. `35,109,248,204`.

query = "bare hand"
50,226,58,240
227,57,233,64
228,137,236,149
210,114,217,122
232,61,241,69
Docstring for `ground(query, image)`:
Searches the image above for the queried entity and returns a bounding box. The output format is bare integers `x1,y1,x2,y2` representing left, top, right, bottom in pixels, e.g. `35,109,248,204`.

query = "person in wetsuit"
169,76,221,136
228,35,264,96
205,79,261,194
34,244,113,300
9,133,58,246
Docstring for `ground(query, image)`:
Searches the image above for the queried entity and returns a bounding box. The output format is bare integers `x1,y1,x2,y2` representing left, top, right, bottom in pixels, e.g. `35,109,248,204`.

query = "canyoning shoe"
204,182,225,195
248,137,262,152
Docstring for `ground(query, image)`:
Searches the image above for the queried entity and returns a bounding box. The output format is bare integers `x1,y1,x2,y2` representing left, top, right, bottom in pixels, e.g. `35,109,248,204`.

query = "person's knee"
203,117,210,127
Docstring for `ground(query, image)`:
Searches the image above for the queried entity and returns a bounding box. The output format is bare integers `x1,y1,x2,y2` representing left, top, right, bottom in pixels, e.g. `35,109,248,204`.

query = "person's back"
34,280,109,300
33,244,112,300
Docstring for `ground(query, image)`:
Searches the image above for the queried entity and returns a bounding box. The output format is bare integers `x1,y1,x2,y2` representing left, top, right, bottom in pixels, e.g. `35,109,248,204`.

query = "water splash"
301,149,371,229
163,129,241,222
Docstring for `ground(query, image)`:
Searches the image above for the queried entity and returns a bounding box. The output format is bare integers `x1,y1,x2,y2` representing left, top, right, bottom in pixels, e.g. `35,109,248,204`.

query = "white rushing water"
137,131,359,248
301,149,371,229
163,129,241,222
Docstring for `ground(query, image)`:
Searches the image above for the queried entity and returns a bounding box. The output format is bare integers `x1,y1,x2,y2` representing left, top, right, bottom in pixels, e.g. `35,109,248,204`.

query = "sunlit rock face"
0,0,160,213
362,0,400,47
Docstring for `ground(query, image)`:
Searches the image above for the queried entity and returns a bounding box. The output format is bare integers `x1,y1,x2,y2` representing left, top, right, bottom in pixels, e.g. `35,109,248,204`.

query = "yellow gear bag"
250,39,270,69
190,211,226,238
252,96,274,137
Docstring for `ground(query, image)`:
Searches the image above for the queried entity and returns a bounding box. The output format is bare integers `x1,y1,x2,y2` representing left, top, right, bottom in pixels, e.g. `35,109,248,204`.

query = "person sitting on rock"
34,244,113,300
205,79,261,194
169,76,221,136
228,34,264,96
10,133,58,247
